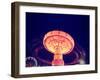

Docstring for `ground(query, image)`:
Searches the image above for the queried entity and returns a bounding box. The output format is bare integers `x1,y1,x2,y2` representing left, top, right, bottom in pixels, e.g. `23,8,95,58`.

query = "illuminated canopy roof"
43,30,75,55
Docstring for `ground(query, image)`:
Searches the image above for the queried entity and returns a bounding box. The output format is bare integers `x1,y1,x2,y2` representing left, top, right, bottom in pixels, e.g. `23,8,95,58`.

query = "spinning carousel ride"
43,30,75,66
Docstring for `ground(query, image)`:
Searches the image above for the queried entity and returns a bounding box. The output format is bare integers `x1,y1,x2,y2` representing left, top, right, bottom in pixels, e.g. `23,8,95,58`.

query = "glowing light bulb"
43,30,75,66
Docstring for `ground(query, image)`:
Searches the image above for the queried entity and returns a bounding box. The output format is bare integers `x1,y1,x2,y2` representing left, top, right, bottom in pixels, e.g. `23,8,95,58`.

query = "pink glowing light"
43,30,75,66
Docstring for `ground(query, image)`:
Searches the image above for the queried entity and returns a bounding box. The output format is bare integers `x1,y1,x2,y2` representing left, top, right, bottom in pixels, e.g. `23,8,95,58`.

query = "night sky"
26,12,90,67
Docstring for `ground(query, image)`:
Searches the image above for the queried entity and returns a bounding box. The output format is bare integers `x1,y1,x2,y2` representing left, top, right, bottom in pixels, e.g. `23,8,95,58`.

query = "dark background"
26,12,90,66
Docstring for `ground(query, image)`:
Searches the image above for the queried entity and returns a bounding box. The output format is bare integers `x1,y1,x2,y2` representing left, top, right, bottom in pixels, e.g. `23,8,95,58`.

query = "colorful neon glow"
43,30,75,66
26,12,89,67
